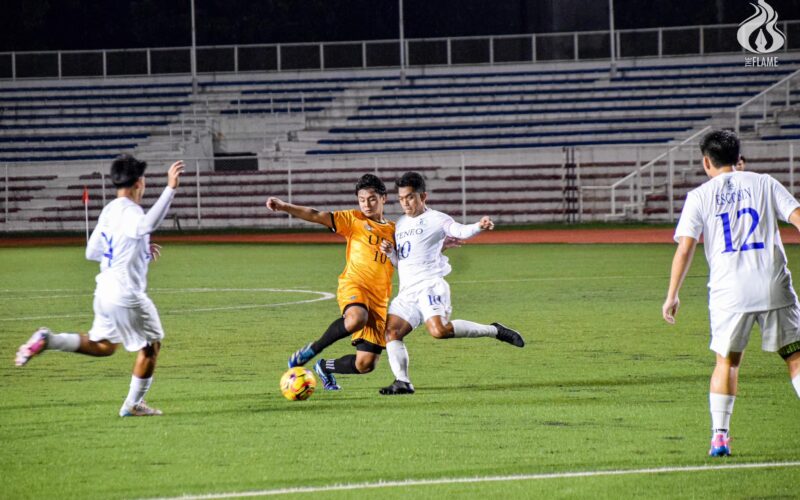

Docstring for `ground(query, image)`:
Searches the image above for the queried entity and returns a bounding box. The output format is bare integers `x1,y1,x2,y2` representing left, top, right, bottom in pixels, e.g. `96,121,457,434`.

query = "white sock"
386,340,411,383
452,319,498,338
792,375,800,398
47,333,81,352
709,392,735,434
124,376,153,408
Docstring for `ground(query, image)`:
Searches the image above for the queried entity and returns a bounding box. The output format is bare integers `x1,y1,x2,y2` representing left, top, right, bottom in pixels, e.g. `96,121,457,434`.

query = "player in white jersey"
378,171,525,395
663,130,800,457
15,154,185,417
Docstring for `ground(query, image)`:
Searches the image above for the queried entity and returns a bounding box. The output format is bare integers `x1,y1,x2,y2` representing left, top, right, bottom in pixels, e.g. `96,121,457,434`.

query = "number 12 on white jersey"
717,207,765,254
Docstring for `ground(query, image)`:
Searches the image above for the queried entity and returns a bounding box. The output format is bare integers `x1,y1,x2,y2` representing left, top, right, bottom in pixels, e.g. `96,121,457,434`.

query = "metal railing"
579,134,800,222
4,140,800,231
1,20,798,81
0,154,483,231
735,68,800,134
580,127,712,221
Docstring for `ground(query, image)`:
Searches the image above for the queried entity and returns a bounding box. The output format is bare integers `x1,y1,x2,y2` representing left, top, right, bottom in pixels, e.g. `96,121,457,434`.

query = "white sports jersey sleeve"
443,219,482,239
770,175,800,222
674,171,800,312
86,225,105,262
674,191,703,242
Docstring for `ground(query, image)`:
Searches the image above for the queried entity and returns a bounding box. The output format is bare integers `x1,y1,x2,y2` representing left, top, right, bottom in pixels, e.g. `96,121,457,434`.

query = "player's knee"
716,358,741,371
428,324,450,339
385,327,403,342
344,311,368,332
142,342,160,359
355,358,376,373
96,347,115,357
91,340,117,356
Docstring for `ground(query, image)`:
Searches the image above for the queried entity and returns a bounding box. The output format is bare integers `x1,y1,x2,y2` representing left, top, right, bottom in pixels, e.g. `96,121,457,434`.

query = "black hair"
354,173,387,196
395,171,426,193
110,154,147,188
700,130,740,169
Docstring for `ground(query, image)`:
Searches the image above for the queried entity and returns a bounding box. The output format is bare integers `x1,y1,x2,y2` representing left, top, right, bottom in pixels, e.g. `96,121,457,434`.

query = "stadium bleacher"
0,80,193,162
2,50,799,229
301,60,800,155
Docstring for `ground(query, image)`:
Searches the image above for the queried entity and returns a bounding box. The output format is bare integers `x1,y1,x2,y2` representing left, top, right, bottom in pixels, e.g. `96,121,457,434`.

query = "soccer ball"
280,366,317,401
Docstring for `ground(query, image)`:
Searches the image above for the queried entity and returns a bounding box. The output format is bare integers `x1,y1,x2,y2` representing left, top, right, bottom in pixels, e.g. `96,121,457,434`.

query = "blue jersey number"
398,241,411,259
717,208,764,254
101,232,114,264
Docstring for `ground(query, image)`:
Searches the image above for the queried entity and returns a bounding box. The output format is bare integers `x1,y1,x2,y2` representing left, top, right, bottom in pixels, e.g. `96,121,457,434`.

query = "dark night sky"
1,0,799,52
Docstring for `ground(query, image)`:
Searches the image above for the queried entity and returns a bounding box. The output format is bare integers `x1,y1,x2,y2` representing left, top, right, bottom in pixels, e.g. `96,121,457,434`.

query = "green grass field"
1,242,799,499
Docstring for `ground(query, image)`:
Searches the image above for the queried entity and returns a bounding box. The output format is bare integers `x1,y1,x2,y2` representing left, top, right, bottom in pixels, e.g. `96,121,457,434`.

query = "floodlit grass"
0,243,798,499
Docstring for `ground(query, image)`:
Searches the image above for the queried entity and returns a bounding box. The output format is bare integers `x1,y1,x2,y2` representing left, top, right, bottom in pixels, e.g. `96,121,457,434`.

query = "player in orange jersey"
266,174,395,390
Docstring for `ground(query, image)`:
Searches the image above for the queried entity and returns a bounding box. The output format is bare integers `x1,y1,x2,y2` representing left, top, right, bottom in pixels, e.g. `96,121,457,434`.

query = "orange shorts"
337,280,389,348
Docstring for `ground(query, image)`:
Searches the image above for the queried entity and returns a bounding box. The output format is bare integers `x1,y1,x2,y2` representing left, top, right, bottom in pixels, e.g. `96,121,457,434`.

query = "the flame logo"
737,0,786,54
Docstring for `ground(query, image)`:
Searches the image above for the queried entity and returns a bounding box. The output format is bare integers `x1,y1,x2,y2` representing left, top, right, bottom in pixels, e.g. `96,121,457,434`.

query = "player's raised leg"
708,351,742,457
417,279,524,347
15,327,119,366
380,314,415,395
426,316,525,347
288,305,368,368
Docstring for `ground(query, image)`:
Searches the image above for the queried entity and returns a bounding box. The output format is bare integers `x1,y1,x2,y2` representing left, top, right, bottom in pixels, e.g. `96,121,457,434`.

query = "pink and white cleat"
15,327,50,367
119,401,163,417
708,432,731,457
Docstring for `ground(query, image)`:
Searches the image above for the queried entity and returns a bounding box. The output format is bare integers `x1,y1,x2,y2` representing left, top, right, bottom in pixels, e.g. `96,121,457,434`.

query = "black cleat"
379,379,415,395
493,322,525,347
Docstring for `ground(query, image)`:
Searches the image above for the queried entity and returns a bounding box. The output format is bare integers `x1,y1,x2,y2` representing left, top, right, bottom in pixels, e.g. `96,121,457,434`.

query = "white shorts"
709,303,800,357
388,278,452,329
88,294,165,352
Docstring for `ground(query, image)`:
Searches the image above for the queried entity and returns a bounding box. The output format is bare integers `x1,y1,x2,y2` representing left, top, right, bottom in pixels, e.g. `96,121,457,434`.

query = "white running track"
144,462,800,499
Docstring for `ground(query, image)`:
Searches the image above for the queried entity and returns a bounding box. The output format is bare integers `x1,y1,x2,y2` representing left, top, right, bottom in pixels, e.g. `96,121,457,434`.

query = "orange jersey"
331,209,395,301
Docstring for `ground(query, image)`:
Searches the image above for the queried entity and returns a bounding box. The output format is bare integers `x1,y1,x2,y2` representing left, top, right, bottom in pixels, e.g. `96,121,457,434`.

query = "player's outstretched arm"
662,236,697,324
138,160,184,236
265,197,333,228
444,215,493,240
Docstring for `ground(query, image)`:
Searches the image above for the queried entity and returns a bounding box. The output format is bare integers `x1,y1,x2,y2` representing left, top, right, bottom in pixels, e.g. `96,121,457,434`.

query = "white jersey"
675,171,800,312
394,208,481,291
85,187,175,307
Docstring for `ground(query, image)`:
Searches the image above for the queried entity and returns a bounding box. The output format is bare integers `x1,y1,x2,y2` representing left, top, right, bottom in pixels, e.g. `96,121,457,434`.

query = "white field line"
0,288,322,302
448,274,706,285
0,273,703,298
145,461,800,500
0,288,334,322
